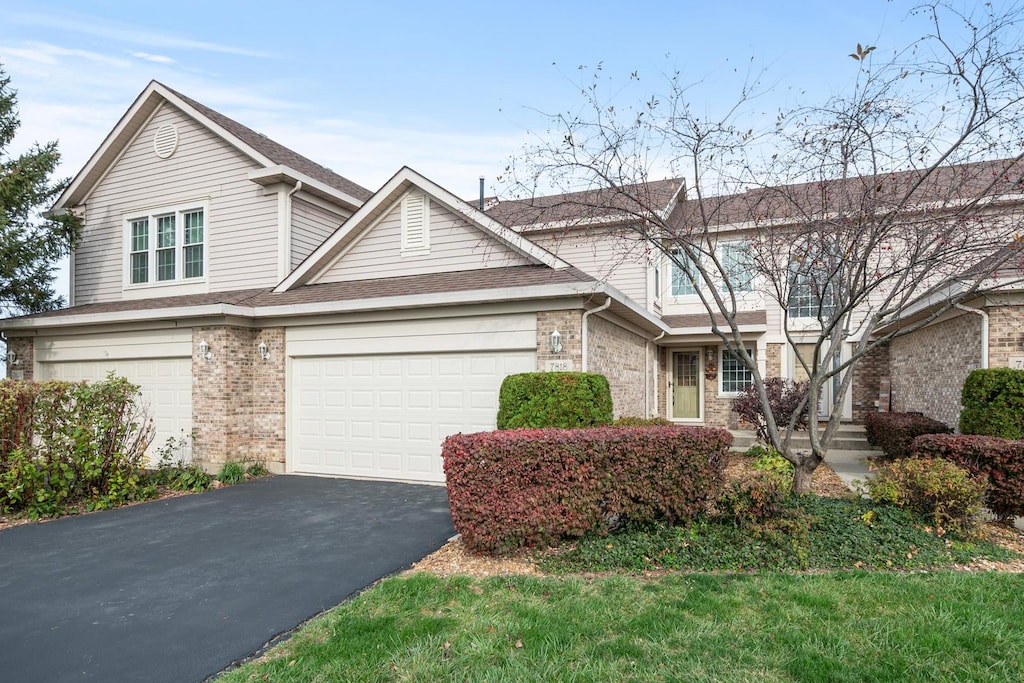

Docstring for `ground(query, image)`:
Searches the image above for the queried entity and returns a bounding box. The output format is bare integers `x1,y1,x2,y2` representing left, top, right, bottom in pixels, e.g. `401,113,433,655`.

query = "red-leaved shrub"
911,433,1024,522
863,412,951,459
442,426,731,554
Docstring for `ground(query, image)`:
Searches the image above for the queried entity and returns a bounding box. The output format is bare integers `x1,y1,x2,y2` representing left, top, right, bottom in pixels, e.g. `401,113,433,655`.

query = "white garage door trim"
289,350,535,482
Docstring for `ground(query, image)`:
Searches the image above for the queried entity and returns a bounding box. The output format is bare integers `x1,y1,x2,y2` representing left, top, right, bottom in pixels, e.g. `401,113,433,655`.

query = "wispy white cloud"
130,52,175,65
9,11,273,58
4,42,131,67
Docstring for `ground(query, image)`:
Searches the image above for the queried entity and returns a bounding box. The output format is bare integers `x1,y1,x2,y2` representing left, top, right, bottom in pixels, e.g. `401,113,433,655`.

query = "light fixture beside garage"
198,339,211,361
257,341,270,361
7,350,18,366
550,330,563,354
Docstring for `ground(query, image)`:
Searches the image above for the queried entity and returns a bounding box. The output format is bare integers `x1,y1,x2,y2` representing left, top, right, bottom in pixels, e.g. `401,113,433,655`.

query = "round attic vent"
153,124,179,159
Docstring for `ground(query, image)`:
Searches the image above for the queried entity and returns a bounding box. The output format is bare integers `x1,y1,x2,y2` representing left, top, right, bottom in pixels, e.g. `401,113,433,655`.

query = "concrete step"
729,426,879,453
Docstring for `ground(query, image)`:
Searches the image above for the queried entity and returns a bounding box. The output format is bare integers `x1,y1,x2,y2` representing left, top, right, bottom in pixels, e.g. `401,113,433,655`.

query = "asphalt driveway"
0,476,454,682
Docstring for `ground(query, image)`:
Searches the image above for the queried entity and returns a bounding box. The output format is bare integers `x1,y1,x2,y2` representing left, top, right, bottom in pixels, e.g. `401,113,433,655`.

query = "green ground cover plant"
219,571,1024,683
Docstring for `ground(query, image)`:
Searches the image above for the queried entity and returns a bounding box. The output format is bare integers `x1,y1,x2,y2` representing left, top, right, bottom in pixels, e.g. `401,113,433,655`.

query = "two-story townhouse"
3,81,1020,483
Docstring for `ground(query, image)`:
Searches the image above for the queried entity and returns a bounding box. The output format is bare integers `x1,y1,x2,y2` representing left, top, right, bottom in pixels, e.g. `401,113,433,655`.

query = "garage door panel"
291,350,535,481
39,358,192,467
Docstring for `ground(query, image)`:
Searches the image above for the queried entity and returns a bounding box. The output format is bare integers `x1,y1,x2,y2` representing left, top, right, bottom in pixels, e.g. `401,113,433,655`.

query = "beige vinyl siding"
75,103,279,304
315,200,534,284
530,229,648,306
291,197,348,269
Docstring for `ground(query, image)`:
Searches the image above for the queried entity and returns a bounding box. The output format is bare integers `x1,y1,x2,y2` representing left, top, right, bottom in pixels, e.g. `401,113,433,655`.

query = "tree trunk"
792,451,823,495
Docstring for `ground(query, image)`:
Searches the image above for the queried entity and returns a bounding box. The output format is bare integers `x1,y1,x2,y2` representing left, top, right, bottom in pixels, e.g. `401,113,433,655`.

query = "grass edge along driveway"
219,571,1024,682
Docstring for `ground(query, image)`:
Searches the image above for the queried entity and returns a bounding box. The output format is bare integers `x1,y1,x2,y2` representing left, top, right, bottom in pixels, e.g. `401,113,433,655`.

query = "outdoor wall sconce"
7,350,18,366
257,341,270,361
550,330,563,354
704,347,718,380
198,339,211,361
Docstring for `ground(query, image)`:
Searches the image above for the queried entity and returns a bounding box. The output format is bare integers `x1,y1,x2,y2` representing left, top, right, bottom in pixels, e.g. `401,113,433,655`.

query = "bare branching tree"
502,1,1024,493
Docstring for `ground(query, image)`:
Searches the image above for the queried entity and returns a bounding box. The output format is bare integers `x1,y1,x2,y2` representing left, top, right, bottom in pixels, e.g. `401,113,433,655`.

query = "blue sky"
2,0,954,199
0,1,997,297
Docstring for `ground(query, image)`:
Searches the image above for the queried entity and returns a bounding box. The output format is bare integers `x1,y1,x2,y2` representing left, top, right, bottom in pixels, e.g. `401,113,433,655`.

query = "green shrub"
442,426,731,553
716,472,790,528
0,376,154,517
866,457,987,535
959,368,1024,438
613,416,672,426
912,433,1024,522
863,412,951,459
246,462,270,477
497,372,613,429
218,461,247,485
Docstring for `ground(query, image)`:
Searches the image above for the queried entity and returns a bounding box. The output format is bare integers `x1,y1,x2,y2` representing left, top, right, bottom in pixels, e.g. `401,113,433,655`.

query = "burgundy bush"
442,426,732,554
863,412,951,459
731,377,810,442
911,433,1024,522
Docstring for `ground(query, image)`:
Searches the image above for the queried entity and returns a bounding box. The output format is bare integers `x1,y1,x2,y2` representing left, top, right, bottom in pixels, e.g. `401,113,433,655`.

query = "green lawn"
220,571,1024,682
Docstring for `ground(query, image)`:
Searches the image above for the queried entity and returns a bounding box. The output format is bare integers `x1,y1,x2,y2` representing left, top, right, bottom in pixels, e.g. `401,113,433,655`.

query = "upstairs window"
669,250,702,297
787,240,838,319
126,205,205,286
718,241,755,293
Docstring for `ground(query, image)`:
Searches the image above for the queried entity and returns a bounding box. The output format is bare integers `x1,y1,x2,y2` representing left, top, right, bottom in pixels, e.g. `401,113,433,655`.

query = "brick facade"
587,314,651,418
536,309,583,372
702,345,738,429
851,342,889,424
889,313,981,429
766,343,782,378
192,326,286,473
5,337,34,381
986,305,1024,368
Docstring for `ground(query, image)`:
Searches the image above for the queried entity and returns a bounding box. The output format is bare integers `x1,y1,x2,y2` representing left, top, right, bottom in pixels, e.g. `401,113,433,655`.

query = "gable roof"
52,81,371,214
276,166,573,292
485,178,685,230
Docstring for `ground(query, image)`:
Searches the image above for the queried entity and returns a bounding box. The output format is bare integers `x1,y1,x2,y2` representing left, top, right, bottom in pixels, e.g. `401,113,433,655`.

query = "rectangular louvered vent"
401,192,430,254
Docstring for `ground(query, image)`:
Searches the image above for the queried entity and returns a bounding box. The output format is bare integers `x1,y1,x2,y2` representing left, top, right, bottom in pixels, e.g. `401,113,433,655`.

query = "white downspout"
580,297,612,372
954,302,989,369
648,331,666,417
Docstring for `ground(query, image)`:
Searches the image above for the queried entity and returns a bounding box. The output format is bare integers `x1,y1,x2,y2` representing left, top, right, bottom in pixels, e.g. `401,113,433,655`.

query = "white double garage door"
288,314,537,483
35,314,537,482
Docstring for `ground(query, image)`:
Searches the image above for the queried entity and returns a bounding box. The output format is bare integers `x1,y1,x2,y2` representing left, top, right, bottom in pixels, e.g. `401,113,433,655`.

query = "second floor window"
127,206,205,285
669,250,701,297
718,241,755,293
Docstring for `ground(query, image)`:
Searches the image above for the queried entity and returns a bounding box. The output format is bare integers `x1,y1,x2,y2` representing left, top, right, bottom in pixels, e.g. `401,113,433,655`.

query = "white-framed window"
401,192,430,254
720,348,756,394
125,203,206,287
669,250,702,297
718,241,755,292
787,243,838,318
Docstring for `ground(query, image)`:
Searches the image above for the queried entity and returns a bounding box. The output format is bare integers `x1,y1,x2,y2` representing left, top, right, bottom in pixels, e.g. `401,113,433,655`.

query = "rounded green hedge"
496,372,613,429
960,368,1024,439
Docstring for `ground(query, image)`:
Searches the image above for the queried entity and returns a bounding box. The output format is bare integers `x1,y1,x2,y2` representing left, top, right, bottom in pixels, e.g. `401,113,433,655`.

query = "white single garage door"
39,358,193,466
291,351,535,482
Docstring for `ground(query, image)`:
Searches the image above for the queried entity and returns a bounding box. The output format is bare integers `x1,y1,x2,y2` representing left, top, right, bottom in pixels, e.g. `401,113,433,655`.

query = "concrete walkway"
823,448,880,492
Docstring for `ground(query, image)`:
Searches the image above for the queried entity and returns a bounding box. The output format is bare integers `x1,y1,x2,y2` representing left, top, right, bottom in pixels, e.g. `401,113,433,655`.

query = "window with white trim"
126,205,205,286
669,250,702,297
720,348,756,394
718,241,754,292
